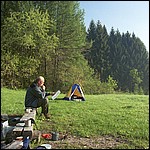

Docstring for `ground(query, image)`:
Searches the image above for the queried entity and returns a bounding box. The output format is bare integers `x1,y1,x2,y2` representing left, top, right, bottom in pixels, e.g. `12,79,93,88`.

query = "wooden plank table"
2,140,23,149
3,109,38,149
13,109,36,139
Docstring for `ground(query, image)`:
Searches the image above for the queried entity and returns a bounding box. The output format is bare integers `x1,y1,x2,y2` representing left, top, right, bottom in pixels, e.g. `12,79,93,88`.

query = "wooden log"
6,109,37,149
13,110,36,139
23,126,33,139
2,140,23,149
20,110,36,122
13,126,33,139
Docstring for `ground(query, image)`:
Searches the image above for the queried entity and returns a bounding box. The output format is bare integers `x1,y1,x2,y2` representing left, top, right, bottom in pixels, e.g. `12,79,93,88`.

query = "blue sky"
79,1,149,52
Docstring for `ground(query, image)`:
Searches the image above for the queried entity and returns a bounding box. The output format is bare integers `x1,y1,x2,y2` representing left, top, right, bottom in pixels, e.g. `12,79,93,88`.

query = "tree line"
85,20,149,94
1,1,149,95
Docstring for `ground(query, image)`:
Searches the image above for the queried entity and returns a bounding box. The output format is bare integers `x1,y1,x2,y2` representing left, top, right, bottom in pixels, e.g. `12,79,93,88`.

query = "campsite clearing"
1,88,149,149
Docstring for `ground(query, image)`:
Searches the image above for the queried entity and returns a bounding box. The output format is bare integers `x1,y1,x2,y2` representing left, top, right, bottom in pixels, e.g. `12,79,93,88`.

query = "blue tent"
63,84,85,101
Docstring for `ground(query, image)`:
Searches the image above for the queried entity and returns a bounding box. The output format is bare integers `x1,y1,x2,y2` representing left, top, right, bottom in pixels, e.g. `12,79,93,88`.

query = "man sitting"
25,76,52,119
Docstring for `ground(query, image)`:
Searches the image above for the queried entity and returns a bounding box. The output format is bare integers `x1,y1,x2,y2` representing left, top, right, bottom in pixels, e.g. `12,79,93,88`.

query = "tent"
63,84,85,101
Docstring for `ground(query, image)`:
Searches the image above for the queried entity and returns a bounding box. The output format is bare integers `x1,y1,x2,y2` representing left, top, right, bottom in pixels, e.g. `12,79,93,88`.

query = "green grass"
1,87,149,149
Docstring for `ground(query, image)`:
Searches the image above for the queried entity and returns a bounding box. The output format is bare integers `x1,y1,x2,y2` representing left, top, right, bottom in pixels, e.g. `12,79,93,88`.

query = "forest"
1,1,149,95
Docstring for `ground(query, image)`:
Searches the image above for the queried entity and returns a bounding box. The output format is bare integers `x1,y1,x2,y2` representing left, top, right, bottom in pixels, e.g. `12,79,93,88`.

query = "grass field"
1,87,149,149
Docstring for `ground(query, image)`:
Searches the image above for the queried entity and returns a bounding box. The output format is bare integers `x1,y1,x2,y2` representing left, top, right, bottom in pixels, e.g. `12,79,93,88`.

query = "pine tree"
85,19,97,68
37,1,87,91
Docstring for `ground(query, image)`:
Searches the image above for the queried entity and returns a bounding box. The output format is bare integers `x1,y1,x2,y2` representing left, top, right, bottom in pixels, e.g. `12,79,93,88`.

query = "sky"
79,1,149,52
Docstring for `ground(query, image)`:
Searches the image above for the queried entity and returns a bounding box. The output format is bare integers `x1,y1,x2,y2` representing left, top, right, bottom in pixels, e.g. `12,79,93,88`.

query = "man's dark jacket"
25,82,50,108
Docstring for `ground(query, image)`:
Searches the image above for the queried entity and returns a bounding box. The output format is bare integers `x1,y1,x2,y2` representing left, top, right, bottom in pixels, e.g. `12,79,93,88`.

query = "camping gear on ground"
41,133,52,140
16,136,24,141
63,84,85,101
1,114,9,139
1,114,9,122
51,132,59,141
8,116,22,126
1,124,15,140
36,146,47,149
21,136,30,149
51,90,61,100
36,144,51,149
1,120,15,141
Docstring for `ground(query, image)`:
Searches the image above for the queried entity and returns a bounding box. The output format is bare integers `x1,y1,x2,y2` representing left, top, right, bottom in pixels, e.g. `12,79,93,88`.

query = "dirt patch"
38,134,128,149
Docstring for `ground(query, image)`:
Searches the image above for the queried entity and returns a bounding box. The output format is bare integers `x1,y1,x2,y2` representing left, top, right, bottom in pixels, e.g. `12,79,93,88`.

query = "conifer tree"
85,19,97,67
38,1,88,90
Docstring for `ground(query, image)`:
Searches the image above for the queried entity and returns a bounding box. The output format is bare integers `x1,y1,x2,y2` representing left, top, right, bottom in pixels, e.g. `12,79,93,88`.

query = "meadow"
1,87,149,149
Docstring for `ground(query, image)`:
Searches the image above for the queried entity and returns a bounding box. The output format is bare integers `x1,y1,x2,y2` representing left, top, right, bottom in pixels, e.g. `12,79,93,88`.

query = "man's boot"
44,114,51,119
